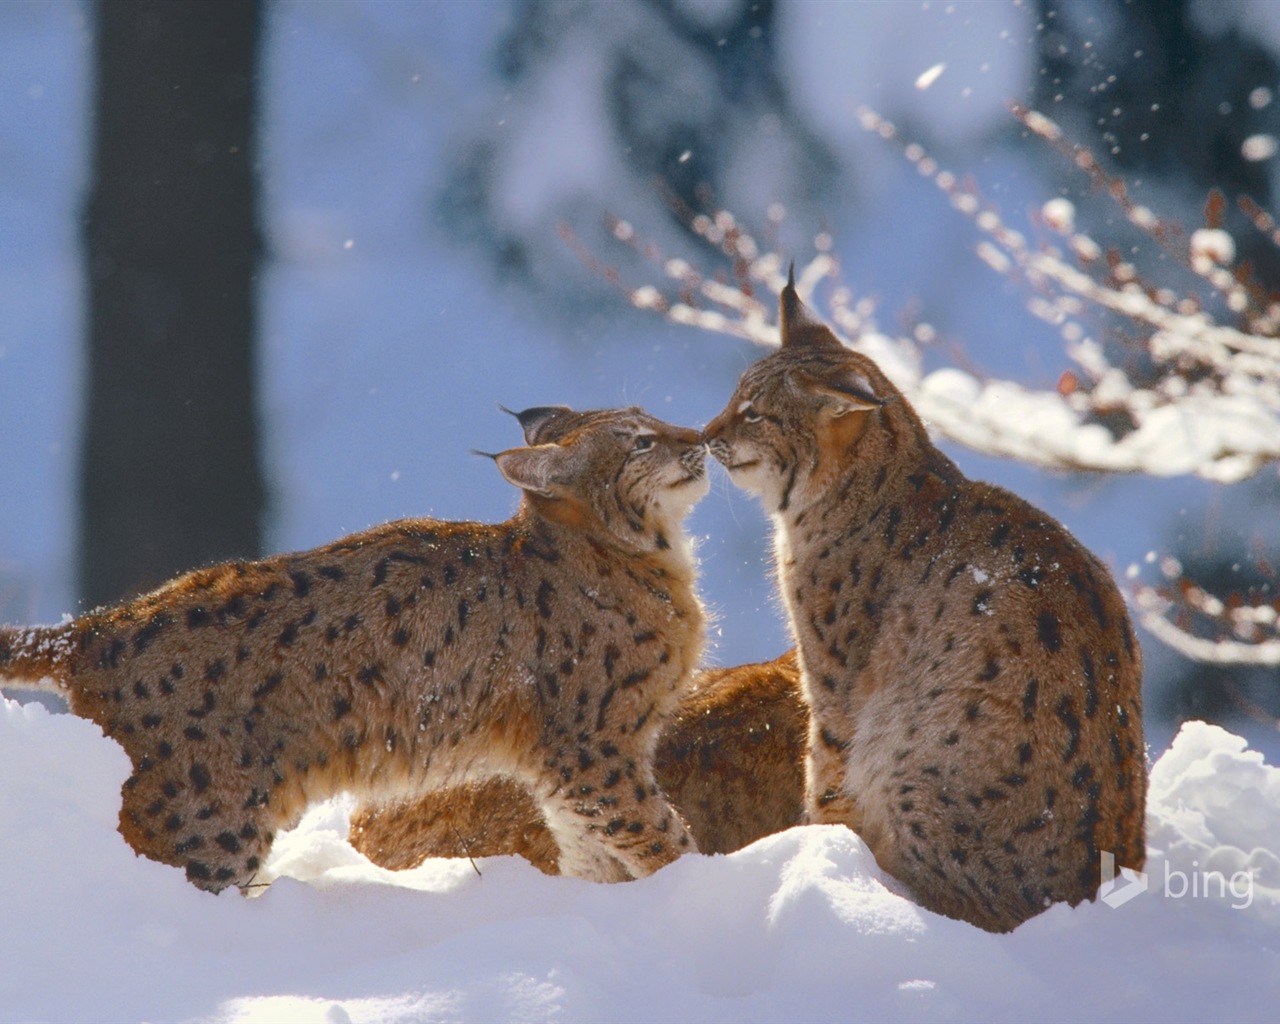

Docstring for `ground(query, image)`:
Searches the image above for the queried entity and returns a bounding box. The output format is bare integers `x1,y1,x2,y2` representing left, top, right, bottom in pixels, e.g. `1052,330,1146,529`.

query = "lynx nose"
668,424,702,447
679,443,706,474
701,434,733,465
701,406,734,446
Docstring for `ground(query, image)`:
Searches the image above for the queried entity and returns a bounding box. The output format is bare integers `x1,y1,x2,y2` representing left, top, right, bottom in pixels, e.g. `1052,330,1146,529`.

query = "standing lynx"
703,277,1146,931
1,405,708,890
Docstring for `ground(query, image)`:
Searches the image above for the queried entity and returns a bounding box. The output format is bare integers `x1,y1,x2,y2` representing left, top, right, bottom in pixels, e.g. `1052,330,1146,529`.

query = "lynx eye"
631,434,657,453
738,400,763,424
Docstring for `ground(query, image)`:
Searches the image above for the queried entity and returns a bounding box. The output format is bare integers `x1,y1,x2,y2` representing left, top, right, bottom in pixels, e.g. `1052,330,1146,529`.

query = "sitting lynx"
350,651,806,872
0,405,708,890
702,276,1147,931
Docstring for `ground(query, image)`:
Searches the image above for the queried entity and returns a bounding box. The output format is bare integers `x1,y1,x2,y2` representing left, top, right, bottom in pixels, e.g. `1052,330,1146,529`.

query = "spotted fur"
350,651,806,871
0,406,709,890
702,279,1147,931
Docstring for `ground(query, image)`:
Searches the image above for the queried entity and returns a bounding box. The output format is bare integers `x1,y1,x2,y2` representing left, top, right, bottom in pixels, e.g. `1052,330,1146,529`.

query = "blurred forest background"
1,0,1278,756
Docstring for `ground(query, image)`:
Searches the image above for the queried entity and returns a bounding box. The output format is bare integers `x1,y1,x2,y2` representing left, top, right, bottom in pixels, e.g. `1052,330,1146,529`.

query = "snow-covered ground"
2,697,1277,1023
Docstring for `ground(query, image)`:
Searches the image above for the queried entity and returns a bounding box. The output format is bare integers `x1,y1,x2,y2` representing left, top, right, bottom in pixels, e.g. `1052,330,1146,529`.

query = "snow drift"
1,697,1276,1022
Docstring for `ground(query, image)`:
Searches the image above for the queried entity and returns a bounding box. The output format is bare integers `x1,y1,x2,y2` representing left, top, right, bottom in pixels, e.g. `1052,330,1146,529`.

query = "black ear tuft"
500,404,575,445
779,264,803,343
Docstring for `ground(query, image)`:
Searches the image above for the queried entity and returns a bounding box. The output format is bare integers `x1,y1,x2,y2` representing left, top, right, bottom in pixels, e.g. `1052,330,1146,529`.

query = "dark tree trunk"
81,0,265,608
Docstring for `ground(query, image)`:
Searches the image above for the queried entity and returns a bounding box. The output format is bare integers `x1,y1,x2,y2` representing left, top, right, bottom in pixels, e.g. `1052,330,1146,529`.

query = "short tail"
0,622,76,692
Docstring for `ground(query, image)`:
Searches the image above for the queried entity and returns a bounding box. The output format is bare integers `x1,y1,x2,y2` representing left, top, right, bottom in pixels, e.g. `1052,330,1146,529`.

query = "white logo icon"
1099,850,1149,909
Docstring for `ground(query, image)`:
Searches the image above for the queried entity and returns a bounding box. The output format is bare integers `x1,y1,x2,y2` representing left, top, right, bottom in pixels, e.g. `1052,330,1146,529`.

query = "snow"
1240,133,1278,162
2,699,1277,1022
1040,197,1076,234
910,367,1280,483
914,62,946,91
1189,228,1237,269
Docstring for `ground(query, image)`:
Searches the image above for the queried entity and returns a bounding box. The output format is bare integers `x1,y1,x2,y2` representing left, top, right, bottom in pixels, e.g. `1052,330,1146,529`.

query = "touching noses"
669,424,703,447
700,410,730,446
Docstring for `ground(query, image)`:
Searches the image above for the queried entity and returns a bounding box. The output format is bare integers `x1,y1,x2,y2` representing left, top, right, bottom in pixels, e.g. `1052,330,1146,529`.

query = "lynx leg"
596,775,694,880
116,767,277,891
804,724,858,826
539,750,695,882
802,690,862,827
540,798,632,883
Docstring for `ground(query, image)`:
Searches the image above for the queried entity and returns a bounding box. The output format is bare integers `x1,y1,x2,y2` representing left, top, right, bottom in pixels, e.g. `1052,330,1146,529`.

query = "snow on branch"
609,107,1280,485
1131,558,1280,667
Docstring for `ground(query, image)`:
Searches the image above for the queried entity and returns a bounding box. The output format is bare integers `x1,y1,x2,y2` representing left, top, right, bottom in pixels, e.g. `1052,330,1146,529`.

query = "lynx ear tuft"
779,272,843,350
500,405,575,445
494,444,573,497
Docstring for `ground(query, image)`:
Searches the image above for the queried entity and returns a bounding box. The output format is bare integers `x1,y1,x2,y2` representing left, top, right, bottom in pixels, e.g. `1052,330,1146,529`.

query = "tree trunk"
81,0,264,608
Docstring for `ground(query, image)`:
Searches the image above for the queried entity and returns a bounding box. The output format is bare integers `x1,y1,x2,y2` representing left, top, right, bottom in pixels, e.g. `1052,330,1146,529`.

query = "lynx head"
495,406,708,554
703,275,928,516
